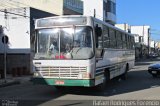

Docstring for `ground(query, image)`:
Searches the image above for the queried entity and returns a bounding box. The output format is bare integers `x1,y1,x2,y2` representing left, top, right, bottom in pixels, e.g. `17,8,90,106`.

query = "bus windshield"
34,26,93,60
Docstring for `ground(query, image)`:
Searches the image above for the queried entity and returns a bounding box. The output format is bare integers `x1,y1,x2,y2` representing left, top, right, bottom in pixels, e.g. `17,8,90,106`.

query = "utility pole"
94,9,96,18
148,28,150,57
142,25,144,58
154,42,156,53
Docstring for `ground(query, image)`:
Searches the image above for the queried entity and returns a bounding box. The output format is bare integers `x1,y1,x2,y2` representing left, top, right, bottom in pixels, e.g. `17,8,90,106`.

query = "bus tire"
96,70,109,91
121,64,129,80
96,76,106,91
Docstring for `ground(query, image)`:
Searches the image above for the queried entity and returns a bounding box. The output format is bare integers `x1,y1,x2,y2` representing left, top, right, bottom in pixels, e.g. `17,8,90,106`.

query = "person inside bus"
65,43,71,52
49,39,58,54
64,43,72,59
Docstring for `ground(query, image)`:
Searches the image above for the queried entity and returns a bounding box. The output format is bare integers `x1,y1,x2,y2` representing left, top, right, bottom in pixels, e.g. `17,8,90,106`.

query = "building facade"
0,0,83,15
83,0,116,25
115,24,131,33
115,24,153,59
0,0,116,24
131,26,150,46
63,0,83,15
131,26,151,58
0,7,55,75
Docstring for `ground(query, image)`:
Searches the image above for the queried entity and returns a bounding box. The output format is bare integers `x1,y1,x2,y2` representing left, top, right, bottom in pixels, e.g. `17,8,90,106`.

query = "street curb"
0,81,20,88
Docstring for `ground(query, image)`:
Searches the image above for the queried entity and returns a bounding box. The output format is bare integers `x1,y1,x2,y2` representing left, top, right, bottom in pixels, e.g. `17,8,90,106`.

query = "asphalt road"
0,58,160,106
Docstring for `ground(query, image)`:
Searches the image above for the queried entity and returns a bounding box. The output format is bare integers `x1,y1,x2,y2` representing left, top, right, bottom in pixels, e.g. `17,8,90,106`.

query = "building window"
106,0,116,15
64,0,83,14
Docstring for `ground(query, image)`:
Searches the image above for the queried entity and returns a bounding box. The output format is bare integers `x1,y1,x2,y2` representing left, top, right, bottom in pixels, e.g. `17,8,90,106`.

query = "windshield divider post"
58,29,61,59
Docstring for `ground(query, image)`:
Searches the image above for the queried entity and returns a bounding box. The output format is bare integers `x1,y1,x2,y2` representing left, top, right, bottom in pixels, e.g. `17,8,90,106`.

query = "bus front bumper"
32,78,95,87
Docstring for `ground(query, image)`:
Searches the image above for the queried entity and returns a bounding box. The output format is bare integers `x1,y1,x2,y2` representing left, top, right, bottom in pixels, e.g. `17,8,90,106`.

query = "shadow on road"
135,62,152,66
136,57,160,63
59,70,160,97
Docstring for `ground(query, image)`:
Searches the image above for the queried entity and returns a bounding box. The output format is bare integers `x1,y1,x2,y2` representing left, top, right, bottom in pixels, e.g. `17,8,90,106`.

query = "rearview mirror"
95,26,102,37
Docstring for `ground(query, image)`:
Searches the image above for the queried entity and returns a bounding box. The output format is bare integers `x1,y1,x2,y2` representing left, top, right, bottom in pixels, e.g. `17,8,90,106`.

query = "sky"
117,0,160,41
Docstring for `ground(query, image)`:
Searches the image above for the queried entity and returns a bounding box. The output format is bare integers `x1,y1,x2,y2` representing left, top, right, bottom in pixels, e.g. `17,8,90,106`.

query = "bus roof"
35,15,134,37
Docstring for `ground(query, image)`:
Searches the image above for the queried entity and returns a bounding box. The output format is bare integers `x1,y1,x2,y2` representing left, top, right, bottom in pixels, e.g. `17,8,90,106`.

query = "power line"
0,9,29,18
0,0,28,17
0,1,27,14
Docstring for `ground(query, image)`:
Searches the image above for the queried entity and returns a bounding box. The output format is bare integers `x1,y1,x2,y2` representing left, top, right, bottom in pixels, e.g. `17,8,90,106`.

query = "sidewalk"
136,57,160,62
0,75,32,88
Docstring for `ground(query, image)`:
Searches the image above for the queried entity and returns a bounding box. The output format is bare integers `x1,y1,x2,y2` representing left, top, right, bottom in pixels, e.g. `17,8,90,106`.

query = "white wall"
150,40,155,48
115,24,131,32
134,34,140,43
83,0,104,21
131,26,150,46
83,0,116,24
0,8,30,54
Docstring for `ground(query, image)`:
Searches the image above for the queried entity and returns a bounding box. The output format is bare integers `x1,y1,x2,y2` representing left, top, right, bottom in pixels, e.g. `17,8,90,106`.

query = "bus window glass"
122,33,127,49
37,29,59,57
34,26,93,60
125,34,129,49
71,26,93,59
103,25,110,48
109,28,116,48
116,31,122,49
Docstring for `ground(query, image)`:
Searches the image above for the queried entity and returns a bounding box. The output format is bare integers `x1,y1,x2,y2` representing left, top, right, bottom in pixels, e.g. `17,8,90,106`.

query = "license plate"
152,71,157,74
55,80,64,85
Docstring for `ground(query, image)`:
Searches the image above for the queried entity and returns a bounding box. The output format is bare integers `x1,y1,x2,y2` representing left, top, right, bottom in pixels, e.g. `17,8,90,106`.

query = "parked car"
148,53,158,58
148,63,160,77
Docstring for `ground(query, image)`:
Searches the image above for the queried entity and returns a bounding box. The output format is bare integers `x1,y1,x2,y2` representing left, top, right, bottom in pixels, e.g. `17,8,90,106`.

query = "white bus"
32,15,135,90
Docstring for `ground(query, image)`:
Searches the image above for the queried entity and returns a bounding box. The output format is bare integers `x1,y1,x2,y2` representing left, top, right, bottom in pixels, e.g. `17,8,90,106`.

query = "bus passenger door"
95,24,104,60
94,24,106,86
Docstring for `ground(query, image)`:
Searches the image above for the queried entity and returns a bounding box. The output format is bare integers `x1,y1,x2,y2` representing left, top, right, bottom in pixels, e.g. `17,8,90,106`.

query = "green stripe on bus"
32,78,95,87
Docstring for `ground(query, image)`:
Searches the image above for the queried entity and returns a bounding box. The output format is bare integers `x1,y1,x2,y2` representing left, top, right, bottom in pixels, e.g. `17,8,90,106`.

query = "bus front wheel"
96,70,109,91
96,76,106,91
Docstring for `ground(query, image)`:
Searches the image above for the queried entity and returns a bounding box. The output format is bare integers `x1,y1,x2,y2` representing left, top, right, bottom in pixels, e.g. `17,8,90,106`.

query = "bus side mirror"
95,26,102,37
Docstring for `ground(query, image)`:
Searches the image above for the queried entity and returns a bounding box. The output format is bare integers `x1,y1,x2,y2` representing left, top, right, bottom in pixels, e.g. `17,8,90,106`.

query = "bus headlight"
34,72,39,77
78,72,91,79
78,73,83,79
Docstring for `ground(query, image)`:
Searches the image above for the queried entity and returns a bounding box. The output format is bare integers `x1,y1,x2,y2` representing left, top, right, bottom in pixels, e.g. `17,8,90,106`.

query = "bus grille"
35,66,87,79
